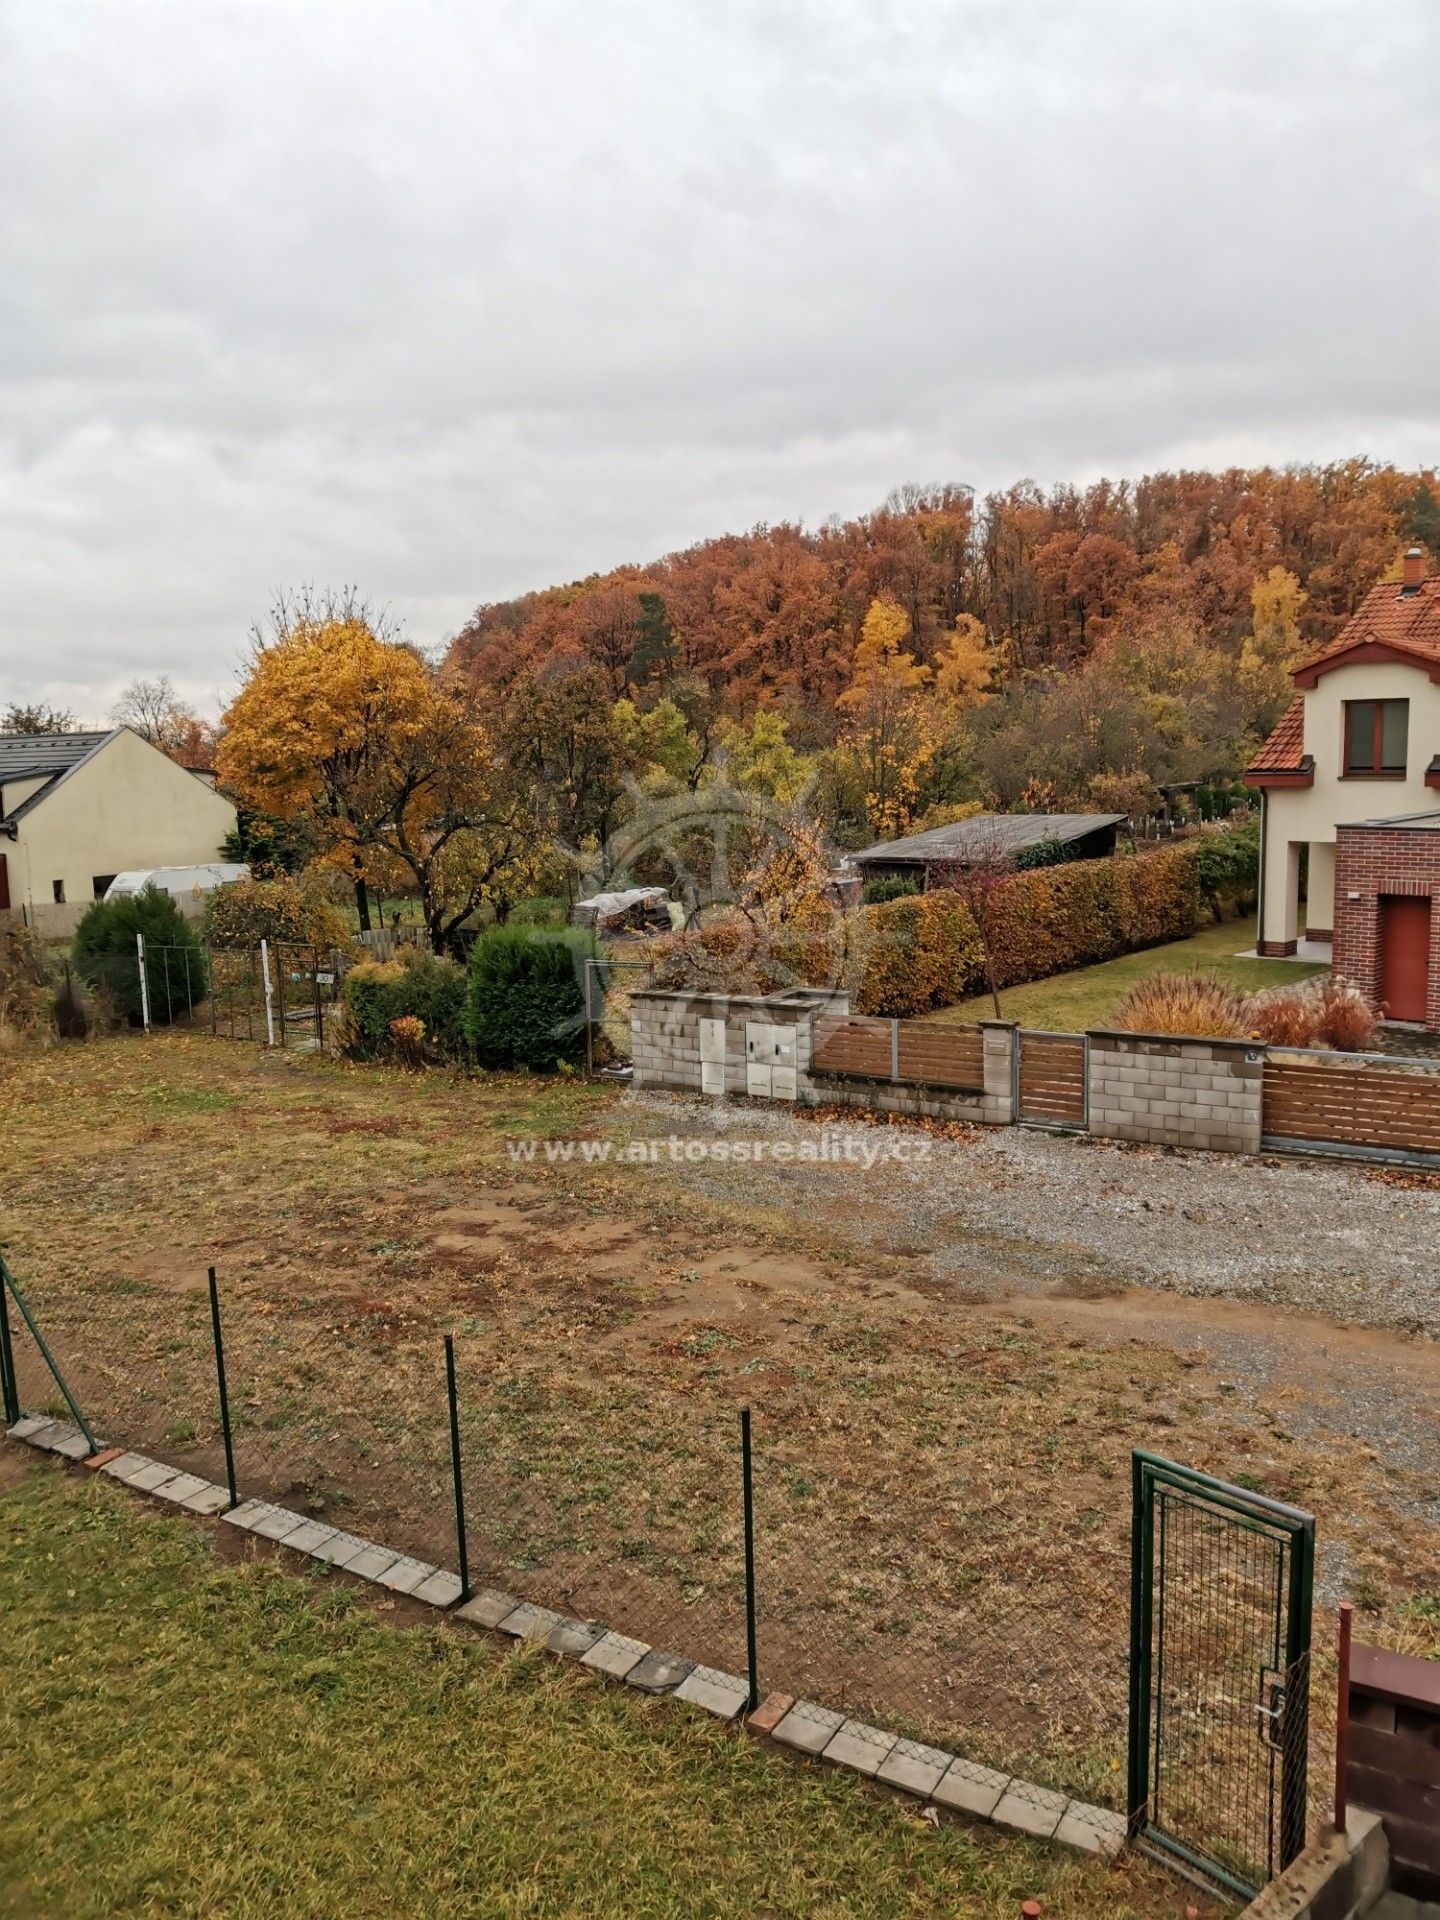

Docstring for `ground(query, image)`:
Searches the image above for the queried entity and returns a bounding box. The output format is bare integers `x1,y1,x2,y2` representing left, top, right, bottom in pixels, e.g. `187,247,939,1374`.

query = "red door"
1379,895,1432,1023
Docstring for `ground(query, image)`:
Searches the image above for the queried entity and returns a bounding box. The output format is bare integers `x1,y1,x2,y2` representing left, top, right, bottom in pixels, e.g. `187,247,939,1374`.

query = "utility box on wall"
744,1022,797,1100
699,1017,726,1095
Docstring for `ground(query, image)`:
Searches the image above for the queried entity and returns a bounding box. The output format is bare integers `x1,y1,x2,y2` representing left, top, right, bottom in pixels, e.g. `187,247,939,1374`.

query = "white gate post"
136,932,151,1031
259,939,276,1047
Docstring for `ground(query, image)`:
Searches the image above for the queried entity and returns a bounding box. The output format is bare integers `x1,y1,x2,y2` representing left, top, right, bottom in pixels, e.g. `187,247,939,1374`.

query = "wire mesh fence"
584,954,654,1071
753,1412,1131,1807
63,939,353,1051
1,1250,1339,1893
453,1365,748,1679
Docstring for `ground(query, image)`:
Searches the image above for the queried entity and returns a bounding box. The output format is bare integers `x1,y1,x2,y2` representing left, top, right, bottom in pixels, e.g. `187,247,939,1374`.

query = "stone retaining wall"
1087,1030,1265,1154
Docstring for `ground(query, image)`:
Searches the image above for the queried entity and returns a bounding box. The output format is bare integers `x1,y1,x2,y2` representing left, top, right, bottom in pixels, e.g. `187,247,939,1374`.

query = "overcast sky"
2,1,1436,723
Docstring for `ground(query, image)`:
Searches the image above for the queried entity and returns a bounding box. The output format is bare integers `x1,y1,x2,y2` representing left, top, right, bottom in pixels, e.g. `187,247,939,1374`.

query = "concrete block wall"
629,990,847,1096
1237,1810,1387,1920
1086,1031,1265,1154
632,992,1272,1158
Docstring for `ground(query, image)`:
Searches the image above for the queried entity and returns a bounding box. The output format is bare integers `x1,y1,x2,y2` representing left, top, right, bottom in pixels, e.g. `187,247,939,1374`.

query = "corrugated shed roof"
0,730,110,782
852,812,1124,865
1246,699,1306,773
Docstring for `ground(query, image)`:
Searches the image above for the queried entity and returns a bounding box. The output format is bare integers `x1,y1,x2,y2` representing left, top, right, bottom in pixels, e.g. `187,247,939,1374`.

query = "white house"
0,727,238,937
1245,548,1440,1028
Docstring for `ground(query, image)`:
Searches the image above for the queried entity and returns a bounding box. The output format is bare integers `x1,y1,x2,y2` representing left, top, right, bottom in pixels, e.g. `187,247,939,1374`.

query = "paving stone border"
6,1419,1126,1865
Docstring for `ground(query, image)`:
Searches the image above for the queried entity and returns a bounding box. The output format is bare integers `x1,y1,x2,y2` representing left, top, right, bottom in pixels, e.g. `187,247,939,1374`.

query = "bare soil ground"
4,1033,1437,1834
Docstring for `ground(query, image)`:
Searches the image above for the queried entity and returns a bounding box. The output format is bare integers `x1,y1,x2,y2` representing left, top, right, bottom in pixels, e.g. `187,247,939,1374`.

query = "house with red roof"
1245,547,1440,1028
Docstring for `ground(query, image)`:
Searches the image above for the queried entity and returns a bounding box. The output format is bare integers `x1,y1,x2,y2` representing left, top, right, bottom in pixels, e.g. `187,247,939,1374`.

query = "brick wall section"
1346,1641,1440,1899
1086,1031,1264,1153
1334,823,1440,1029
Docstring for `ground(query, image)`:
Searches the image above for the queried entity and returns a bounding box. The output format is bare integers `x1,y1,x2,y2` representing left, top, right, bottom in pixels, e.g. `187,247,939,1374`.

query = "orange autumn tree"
217,618,545,952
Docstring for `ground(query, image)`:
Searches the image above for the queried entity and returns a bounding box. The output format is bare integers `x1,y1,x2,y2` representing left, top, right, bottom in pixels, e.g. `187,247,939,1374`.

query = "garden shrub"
204,872,352,951
648,824,1257,1022
340,949,468,1062
1188,819,1260,919
856,890,985,1016
0,921,53,1043
1110,970,1252,1039
388,1014,427,1068
73,885,209,1027
861,875,920,906
851,833,1256,1016
1246,976,1378,1052
1010,834,1073,872
464,926,593,1071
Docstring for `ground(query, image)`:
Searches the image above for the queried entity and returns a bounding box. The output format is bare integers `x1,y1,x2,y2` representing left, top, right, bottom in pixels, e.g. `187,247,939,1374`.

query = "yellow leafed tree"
836,599,934,837
1239,567,1308,727
933,614,1001,712
217,617,547,951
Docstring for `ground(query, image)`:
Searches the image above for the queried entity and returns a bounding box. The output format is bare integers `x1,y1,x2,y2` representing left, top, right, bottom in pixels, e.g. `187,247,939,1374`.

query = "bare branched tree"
929,818,1017,1019
112,675,184,743
248,585,405,659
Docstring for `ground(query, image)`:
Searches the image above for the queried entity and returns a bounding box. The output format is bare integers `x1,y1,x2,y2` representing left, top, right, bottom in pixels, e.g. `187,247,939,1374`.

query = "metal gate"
1128,1451,1315,1899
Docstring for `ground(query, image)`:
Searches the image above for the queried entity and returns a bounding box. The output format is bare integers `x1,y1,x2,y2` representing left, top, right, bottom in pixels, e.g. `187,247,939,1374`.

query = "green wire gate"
1128,1449,1315,1899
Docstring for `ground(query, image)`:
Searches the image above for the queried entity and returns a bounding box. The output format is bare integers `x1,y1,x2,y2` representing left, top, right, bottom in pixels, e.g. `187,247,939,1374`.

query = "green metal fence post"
741,1406,758,1713
445,1336,471,1602
207,1266,238,1509
0,1264,19,1424
1280,1514,1316,1870
0,1257,96,1453
1126,1448,1153,1840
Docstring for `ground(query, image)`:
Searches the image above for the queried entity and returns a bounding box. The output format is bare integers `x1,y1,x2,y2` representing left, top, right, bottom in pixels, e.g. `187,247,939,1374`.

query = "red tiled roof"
1247,698,1305,772
1294,575,1440,684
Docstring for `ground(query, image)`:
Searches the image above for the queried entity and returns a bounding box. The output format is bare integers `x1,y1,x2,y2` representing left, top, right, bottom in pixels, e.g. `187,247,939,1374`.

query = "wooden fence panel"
896,1025,984,1091
811,1015,893,1079
1262,1057,1440,1157
1018,1032,1087,1127
811,1016,985,1090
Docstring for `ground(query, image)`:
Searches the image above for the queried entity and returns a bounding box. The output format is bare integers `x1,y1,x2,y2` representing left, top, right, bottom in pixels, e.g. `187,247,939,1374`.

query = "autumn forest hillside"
446,461,1440,844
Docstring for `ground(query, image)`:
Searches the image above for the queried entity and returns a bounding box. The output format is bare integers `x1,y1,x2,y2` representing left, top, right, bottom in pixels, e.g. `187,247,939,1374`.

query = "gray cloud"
1,0,1436,719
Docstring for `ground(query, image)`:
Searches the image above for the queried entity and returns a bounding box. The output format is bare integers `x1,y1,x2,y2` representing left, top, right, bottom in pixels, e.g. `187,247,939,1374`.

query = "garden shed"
850,813,1124,889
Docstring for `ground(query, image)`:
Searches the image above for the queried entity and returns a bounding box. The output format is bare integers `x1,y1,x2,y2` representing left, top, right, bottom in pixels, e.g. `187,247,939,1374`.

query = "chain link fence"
63,939,352,1052
1,1249,1337,1888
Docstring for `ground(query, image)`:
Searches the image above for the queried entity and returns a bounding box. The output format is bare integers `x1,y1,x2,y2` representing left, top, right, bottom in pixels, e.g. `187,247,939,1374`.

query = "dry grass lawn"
3,1032,1436,1837
2,1455,1203,1920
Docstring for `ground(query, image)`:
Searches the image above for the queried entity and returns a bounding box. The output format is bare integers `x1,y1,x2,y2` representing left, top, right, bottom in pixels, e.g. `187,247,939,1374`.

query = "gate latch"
1255,1667,1287,1751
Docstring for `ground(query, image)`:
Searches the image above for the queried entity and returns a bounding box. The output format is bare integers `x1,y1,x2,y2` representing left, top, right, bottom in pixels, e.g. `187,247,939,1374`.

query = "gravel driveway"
621,1090,1440,1338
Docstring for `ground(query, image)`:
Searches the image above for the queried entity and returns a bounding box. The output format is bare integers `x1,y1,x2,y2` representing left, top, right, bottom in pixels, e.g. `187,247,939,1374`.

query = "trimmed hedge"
854,829,1256,1016
464,927,594,1071
339,951,468,1061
